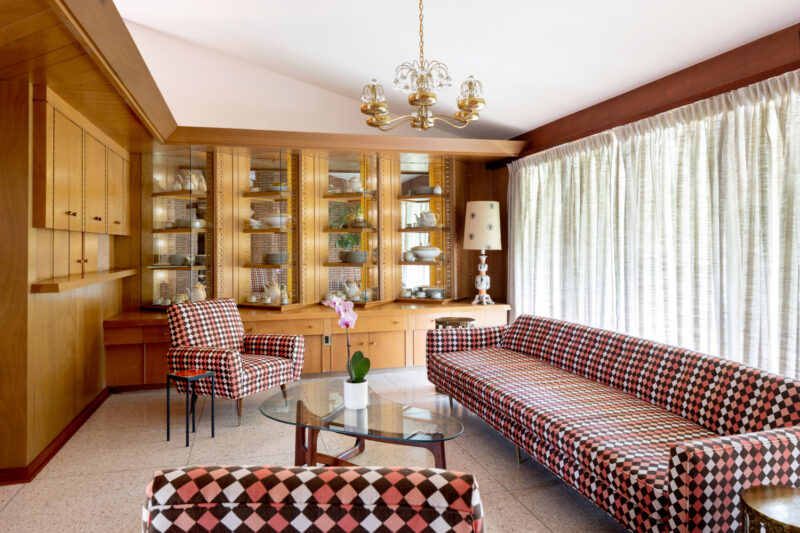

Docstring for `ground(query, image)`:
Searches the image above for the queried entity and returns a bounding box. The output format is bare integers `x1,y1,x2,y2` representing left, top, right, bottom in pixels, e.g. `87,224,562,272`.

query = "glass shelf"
242,149,299,308
143,145,212,309
324,152,380,306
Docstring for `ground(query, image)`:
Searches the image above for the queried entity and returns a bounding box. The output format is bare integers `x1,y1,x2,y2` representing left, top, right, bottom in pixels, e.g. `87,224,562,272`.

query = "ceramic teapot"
191,282,206,302
266,281,281,302
344,280,362,301
415,212,438,228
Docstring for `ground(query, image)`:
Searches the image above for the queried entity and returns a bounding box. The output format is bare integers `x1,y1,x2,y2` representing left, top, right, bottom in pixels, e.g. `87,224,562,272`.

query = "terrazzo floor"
0,367,628,532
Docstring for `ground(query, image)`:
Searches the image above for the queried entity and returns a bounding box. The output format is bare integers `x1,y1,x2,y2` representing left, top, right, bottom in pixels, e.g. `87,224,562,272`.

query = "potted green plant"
322,296,370,409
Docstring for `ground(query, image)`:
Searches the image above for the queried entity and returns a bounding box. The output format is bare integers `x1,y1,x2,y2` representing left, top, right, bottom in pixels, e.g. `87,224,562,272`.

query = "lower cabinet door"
331,333,370,372
302,335,323,375
368,331,406,369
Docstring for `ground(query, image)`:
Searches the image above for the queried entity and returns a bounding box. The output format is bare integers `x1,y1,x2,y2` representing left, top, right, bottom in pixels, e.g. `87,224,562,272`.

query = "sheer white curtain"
508,70,800,378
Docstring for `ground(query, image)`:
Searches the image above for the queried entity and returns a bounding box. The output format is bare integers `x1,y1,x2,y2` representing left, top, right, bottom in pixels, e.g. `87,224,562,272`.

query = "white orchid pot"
343,380,368,410
343,406,369,433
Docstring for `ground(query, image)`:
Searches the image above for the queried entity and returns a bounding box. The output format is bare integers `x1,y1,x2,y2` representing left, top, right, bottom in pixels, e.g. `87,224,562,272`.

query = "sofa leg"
449,395,454,410
236,399,243,426
280,383,287,401
515,445,521,464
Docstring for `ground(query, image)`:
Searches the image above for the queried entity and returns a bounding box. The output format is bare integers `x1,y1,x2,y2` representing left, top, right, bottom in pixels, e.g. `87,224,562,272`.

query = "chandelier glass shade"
360,0,485,132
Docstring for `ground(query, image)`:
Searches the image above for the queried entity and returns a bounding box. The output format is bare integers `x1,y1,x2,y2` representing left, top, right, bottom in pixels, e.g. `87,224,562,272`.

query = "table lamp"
463,201,502,305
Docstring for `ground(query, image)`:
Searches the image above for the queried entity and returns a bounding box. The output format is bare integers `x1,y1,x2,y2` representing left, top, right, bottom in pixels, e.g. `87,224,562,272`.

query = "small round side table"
741,485,800,533
435,317,476,329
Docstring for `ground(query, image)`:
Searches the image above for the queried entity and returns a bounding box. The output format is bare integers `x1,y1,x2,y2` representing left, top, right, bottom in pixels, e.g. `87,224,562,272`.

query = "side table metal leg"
185,382,190,447
191,382,196,433
166,377,170,442
210,375,215,438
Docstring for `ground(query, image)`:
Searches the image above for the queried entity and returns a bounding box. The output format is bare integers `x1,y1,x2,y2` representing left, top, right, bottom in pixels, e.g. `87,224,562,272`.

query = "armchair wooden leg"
515,445,521,464
449,395,454,410
280,383,287,401
236,398,243,426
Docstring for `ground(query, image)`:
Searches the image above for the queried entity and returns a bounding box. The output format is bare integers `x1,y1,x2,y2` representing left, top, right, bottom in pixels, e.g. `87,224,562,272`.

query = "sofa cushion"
429,348,715,497
240,354,295,395
500,315,800,436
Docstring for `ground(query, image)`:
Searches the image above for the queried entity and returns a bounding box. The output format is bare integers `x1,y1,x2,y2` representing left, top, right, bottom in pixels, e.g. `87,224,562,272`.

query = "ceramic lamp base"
471,252,494,305
471,292,495,305
343,380,369,410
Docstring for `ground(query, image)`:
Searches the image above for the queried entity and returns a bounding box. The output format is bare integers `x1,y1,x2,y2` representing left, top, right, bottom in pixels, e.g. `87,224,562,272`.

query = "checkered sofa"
142,465,483,532
166,298,304,402
427,315,800,533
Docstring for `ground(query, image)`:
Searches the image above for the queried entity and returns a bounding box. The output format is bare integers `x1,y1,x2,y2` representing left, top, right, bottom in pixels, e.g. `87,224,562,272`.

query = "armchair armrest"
243,334,305,381
667,427,800,532
166,346,243,400
426,325,508,355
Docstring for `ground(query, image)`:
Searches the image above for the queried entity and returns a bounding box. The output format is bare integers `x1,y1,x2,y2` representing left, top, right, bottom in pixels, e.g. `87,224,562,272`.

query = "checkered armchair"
142,465,484,533
166,298,304,407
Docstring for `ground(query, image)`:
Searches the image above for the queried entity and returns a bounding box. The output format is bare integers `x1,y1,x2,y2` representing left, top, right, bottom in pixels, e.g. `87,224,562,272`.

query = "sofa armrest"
166,346,243,400
243,334,305,381
426,325,508,355
142,465,484,533
667,427,800,533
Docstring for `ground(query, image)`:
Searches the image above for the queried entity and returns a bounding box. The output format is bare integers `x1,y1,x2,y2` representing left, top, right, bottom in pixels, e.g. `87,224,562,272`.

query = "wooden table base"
294,426,448,469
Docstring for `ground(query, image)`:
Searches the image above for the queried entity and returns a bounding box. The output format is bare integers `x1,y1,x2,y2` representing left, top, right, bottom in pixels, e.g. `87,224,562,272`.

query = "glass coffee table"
259,378,463,469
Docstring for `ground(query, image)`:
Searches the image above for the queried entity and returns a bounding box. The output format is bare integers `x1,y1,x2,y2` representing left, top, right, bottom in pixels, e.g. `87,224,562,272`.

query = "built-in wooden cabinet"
33,88,130,238
51,110,84,232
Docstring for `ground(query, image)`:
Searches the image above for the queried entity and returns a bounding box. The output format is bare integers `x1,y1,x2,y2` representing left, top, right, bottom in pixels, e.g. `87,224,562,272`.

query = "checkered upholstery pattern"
167,298,245,352
166,299,304,401
426,326,507,357
142,465,483,533
428,315,800,533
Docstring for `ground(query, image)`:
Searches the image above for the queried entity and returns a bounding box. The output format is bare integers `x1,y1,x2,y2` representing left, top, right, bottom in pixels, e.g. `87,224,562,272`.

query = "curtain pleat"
508,70,800,379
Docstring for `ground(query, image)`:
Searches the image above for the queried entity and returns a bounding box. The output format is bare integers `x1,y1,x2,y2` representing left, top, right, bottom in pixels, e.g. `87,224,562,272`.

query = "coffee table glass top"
259,378,463,443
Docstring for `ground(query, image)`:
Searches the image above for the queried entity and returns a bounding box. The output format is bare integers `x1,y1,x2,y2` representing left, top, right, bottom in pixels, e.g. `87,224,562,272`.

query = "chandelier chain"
418,0,424,64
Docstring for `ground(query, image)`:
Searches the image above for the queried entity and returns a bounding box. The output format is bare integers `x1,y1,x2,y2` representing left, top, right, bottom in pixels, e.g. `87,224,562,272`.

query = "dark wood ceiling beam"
513,23,800,159
167,126,527,159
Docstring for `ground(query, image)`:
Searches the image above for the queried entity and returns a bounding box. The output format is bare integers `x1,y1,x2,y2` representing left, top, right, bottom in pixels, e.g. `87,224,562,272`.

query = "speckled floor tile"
3,365,634,532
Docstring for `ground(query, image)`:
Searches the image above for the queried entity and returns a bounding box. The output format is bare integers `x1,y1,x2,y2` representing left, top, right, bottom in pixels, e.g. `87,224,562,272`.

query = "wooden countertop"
104,301,510,328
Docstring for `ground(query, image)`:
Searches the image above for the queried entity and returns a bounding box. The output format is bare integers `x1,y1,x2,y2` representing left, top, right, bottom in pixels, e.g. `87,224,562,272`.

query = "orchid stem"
345,327,353,382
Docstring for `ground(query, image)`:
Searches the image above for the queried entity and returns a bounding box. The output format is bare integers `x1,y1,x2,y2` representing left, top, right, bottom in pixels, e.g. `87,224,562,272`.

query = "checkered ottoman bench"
427,314,800,533
142,465,483,532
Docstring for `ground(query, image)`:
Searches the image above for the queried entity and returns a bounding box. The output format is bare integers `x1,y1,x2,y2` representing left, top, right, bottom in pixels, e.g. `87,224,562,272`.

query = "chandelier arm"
377,115,415,132
432,114,471,129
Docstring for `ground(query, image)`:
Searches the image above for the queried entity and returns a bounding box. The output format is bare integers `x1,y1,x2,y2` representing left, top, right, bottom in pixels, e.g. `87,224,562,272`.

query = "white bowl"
261,215,286,228
411,245,441,261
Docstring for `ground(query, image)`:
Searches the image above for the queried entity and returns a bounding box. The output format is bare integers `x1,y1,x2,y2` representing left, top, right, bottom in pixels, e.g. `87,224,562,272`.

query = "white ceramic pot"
343,407,369,433
343,380,368,410
261,215,284,228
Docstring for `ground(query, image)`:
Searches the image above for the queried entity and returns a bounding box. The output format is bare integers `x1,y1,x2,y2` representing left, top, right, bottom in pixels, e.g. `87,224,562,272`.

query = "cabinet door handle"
93,216,102,221
370,341,377,346
245,328,254,333
113,220,121,225
72,212,78,217
393,320,399,325
307,324,314,329
65,210,73,215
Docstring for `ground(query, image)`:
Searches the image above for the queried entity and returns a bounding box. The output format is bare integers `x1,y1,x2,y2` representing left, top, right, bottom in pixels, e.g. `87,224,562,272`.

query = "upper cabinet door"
84,133,107,234
53,110,83,232
107,150,127,235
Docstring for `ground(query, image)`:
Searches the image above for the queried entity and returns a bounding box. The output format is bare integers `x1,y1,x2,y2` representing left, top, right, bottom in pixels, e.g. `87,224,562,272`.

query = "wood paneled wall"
0,81,32,469
457,163,509,304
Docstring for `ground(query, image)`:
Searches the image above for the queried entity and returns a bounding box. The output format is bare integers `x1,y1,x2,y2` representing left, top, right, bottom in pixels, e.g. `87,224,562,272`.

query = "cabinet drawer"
104,326,142,346
413,312,452,330
349,316,407,333
142,326,171,344
245,320,324,336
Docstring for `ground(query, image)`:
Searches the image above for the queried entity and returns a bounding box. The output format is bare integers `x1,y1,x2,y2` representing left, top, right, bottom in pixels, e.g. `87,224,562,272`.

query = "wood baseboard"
0,388,110,485
109,383,166,393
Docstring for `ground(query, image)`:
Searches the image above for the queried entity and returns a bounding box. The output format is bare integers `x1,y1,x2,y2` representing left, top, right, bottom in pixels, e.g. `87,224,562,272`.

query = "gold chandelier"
360,0,485,132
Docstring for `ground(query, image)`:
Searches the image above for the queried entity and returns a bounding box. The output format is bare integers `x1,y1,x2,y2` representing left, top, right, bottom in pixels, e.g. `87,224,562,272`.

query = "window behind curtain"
508,70,800,379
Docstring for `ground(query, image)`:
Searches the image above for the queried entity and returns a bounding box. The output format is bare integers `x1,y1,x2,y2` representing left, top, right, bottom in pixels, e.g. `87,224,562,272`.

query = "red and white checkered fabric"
142,465,484,533
167,298,245,352
166,299,304,401
427,315,800,533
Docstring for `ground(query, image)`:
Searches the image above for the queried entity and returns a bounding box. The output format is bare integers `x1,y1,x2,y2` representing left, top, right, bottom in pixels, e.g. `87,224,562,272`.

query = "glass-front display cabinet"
241,150,300,309
397,154,453,302
323,152,381,306
143,146,213,310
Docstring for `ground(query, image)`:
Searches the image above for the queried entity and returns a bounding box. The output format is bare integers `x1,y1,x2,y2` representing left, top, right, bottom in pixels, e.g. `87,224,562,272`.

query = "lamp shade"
463,201,502,251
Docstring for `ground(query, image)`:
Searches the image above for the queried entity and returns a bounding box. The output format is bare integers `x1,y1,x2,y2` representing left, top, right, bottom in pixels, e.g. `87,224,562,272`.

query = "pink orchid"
338,308,358,329
322,295,365,383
